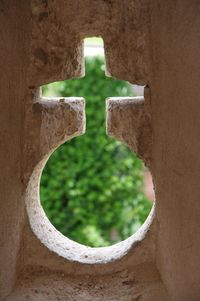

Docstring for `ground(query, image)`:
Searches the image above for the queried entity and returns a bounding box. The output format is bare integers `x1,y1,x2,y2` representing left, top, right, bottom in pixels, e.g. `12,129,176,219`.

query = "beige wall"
0,1,200,300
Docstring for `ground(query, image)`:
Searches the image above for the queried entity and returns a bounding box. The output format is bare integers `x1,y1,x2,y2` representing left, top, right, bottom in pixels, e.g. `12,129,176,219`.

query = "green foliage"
41,56,152,247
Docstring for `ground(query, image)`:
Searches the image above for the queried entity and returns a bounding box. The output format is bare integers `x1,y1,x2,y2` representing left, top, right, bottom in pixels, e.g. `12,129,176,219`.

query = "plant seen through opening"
40,38,154,247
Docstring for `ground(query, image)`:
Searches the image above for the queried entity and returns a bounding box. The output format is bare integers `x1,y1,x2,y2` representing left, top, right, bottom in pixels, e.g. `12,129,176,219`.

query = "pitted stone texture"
30,0,150,86
33,97,85,158
1,1,158,300
6,265,169,301
3,0,200,300
106,95,152,168
23,94,85,173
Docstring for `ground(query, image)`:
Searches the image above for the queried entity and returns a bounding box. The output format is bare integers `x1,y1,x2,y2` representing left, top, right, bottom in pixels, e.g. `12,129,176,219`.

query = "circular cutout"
25,121,154,263
40,136,153,247
26,150,155,264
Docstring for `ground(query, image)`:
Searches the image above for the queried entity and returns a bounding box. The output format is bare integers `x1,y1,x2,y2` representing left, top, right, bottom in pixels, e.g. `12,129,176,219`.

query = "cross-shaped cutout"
26,39,153,262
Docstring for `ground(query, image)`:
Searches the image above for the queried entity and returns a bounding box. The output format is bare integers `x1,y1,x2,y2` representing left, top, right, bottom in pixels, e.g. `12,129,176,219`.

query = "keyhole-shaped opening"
40,37,154,247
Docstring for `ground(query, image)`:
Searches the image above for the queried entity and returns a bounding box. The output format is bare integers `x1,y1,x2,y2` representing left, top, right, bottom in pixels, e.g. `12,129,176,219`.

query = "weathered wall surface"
0,1,31,297
150,1,200,300
0,0,200,300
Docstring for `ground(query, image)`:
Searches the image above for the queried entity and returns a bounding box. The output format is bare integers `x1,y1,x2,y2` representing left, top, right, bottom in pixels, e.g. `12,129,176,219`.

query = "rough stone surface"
30,0,150,86
1,0,200,300
106,88,152,168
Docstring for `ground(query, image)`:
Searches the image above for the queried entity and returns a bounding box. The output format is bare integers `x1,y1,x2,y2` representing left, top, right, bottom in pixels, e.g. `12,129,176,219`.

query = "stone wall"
0,1,200,300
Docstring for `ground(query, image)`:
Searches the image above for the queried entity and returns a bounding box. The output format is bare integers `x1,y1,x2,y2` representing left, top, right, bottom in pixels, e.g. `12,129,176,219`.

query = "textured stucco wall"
151,1,200,300
0,1,200,300
0,1,31,297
